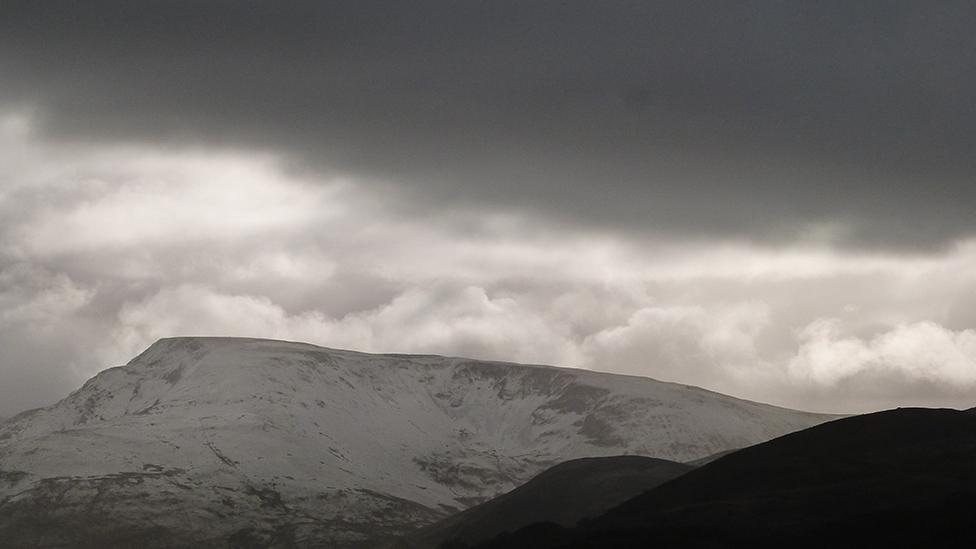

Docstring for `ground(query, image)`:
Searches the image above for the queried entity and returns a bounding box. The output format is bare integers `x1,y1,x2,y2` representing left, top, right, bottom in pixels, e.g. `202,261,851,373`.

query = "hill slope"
477,408,976,549
0,337,831,548
399,455,692,549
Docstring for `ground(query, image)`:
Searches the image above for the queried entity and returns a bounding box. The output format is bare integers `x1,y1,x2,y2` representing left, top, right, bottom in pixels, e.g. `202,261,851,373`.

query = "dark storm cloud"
2,1,976,249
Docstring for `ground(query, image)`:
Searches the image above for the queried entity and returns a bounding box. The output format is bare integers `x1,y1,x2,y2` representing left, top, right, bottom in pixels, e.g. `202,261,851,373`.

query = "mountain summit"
0,337,831,547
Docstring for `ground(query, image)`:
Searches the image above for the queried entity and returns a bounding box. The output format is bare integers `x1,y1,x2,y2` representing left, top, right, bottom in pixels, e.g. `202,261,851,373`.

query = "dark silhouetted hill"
474,408,976,549
398,455,692,548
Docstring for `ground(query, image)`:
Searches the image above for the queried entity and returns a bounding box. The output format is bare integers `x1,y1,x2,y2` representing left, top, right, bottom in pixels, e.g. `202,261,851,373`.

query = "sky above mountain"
2,1,976,416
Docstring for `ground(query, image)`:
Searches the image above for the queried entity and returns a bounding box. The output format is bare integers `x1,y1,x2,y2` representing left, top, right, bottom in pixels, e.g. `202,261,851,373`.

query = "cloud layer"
2,116,976,415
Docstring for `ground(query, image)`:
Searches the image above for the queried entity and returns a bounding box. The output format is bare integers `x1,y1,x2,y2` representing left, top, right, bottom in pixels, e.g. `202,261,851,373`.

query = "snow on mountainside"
0,337,833,548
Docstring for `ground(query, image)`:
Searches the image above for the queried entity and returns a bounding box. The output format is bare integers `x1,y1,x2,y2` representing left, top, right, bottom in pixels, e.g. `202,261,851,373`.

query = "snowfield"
0,337,833,547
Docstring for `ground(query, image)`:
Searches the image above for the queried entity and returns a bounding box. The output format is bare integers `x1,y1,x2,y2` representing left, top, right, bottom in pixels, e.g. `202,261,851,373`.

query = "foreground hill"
476,408,976,549
0,337,830,548
398,455,692,549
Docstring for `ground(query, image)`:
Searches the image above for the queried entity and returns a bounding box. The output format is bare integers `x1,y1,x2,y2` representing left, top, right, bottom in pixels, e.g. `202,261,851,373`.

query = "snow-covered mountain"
0,337,832,548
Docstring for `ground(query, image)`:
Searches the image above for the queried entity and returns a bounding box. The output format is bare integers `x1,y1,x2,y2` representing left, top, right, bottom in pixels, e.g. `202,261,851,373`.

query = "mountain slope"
476,408,976,549
398,455,692,549
0,337,831,548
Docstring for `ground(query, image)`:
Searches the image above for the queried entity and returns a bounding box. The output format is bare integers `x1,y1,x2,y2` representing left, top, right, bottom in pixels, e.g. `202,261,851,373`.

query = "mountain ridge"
132,336,811,412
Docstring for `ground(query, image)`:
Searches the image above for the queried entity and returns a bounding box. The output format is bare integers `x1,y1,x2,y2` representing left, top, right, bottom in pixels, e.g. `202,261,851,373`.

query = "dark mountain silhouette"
397,455,692,548
472,408,976,549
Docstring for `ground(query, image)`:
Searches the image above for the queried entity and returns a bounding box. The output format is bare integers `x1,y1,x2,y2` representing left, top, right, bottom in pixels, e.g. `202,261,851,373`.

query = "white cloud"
13,149,338,254
0,263,93,327
104,284,583,374
789,319,976,388
580,303,773,394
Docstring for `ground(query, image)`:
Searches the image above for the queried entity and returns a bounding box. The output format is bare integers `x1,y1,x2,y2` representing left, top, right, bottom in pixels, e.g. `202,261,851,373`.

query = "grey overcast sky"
2,1,976,416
